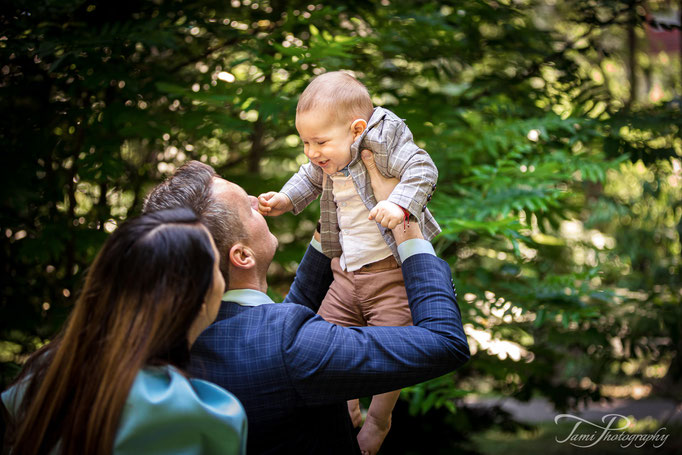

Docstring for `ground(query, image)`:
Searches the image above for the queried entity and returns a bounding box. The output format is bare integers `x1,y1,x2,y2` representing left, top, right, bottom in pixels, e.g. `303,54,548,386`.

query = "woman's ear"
351,119,367,140
228,243,256,270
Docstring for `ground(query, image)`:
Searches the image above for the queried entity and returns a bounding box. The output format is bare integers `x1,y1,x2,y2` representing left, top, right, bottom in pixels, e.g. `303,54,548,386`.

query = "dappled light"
2,0,681,453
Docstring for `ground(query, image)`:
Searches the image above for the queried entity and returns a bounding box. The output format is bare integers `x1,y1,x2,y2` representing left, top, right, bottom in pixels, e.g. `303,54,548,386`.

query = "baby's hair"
297,71,374,124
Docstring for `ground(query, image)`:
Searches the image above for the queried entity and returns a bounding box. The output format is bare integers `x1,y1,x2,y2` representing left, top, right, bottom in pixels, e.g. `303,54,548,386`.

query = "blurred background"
1,0,681,453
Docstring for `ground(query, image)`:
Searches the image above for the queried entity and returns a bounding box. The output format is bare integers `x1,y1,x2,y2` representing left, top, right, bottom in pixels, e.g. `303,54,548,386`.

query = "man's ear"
228,243,256,270
351,119,367,140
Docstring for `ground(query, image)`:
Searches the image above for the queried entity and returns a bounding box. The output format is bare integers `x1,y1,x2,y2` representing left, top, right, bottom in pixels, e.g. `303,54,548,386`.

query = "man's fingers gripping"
361,149,379,176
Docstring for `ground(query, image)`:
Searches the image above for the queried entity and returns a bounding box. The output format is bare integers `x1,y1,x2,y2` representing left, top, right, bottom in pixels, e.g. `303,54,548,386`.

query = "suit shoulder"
254,302,318,324
211,302,314,329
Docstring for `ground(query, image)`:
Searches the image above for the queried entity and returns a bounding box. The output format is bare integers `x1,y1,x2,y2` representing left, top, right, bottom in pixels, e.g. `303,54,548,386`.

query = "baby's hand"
368,201,405,229
258,192,293,216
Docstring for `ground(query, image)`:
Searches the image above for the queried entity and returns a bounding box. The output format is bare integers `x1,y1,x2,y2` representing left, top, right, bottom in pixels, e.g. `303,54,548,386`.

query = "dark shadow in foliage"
379,399,534,455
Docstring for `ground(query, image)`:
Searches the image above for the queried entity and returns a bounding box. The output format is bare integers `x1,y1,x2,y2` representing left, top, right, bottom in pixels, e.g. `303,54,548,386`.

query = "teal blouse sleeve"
114,366,247,455
2,366,246,455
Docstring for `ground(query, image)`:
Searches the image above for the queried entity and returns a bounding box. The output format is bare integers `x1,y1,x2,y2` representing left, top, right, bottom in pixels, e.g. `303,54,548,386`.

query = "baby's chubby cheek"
340,150,353,167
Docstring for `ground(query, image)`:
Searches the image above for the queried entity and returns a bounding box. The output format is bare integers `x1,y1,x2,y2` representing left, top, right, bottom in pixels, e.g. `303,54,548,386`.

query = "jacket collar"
349,106,387,164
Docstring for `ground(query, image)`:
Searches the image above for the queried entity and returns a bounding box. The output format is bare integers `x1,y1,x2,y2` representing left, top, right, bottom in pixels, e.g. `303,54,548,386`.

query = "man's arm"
282,234,333,312
281,251,469,405
281,215,468,404
282,150,466,401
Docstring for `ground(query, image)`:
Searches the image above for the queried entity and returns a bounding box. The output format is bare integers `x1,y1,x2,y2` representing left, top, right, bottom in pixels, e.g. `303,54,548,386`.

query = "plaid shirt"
281,107,441,264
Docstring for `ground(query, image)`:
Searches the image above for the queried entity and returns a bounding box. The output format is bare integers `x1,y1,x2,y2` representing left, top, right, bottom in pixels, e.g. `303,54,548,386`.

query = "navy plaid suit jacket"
190,245,469,455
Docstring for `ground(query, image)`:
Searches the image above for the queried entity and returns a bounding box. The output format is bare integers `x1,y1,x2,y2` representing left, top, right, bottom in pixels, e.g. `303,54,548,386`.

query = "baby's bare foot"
357,414,391,455
347,399,363,428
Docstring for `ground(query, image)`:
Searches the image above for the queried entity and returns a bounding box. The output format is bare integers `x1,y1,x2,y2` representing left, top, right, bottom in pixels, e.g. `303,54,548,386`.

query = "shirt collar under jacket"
223,289,276,307
348,106,388,165
337,165,350,177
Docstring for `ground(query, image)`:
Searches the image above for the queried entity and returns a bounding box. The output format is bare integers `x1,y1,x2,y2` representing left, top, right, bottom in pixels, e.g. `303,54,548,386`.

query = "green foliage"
1,1,681,450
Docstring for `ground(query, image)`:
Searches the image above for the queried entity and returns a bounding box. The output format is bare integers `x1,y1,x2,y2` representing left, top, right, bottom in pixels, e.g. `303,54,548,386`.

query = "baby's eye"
317,141,327,145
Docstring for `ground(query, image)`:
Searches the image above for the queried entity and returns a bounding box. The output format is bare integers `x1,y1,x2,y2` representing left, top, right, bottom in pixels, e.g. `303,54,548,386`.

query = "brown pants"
317,256,413,328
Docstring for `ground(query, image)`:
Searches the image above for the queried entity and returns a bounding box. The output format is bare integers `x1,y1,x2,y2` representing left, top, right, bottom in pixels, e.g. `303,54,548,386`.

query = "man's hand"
369,201,404,230
362,148,405,229
360,149,399,201
258,192,293,216
360,149,423,244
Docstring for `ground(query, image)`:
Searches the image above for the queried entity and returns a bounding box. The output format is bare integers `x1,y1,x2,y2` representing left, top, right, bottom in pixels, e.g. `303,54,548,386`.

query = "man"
142,151,470,455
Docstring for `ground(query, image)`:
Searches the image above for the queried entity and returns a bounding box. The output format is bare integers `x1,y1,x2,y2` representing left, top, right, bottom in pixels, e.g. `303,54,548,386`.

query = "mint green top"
2,366,247,455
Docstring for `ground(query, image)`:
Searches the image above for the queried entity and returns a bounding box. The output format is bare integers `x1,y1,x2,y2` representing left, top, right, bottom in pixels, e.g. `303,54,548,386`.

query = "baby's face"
296,110,358,175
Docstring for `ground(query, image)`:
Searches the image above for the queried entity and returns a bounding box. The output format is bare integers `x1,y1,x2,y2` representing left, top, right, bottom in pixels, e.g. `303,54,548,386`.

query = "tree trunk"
248,117,265,175
626,2,638,110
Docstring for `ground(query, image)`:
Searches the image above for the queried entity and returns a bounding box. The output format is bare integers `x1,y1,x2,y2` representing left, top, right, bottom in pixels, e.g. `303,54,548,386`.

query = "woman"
1,208,246,454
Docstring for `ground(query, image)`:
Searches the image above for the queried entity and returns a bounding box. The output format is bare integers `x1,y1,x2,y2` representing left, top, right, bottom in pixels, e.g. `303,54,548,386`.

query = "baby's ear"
351,118,367,139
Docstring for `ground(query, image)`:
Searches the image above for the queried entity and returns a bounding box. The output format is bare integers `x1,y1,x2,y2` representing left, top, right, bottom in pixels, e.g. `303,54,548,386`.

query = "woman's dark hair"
8,208,217,455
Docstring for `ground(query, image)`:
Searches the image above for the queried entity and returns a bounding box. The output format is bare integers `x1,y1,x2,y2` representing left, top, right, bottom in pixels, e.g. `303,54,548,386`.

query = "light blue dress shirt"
2,366,247,455
223,288,276,307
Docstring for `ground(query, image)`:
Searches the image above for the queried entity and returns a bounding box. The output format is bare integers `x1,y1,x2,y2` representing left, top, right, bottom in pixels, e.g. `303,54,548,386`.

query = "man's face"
296,109,356,175
212,177,278,267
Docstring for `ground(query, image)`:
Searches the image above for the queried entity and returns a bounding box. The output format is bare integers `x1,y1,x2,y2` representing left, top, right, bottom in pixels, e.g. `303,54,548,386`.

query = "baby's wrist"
279,192,294,210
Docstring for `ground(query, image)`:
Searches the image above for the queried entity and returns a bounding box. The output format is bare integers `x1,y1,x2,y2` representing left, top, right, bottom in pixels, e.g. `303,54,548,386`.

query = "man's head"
296,71,374,175
143,161,278,288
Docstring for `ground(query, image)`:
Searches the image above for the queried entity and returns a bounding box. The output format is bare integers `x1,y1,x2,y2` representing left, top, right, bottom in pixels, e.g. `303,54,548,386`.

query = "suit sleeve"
280,162,324,215
281,254,470,405
282,244,333,313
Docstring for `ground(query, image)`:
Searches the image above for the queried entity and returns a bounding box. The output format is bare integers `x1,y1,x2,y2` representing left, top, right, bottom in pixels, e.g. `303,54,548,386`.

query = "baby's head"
296,71,374,174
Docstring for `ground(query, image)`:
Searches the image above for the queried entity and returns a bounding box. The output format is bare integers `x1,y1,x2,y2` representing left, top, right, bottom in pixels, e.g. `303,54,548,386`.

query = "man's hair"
296,71,374,124
142,160,245,284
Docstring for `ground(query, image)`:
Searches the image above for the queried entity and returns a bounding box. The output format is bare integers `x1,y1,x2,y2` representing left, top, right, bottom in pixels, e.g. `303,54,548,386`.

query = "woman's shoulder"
128,365,244,408
1,375,31,421
1,352,51,420
114,365,247,454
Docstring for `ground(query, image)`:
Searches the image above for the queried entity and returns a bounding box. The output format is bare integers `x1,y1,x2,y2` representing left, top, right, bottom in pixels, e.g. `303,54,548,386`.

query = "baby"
258,71,440,455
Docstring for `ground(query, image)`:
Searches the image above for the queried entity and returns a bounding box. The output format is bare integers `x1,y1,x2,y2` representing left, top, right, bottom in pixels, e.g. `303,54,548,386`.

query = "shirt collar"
349,106,387,164
335,165,351,177
223,289,276,307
